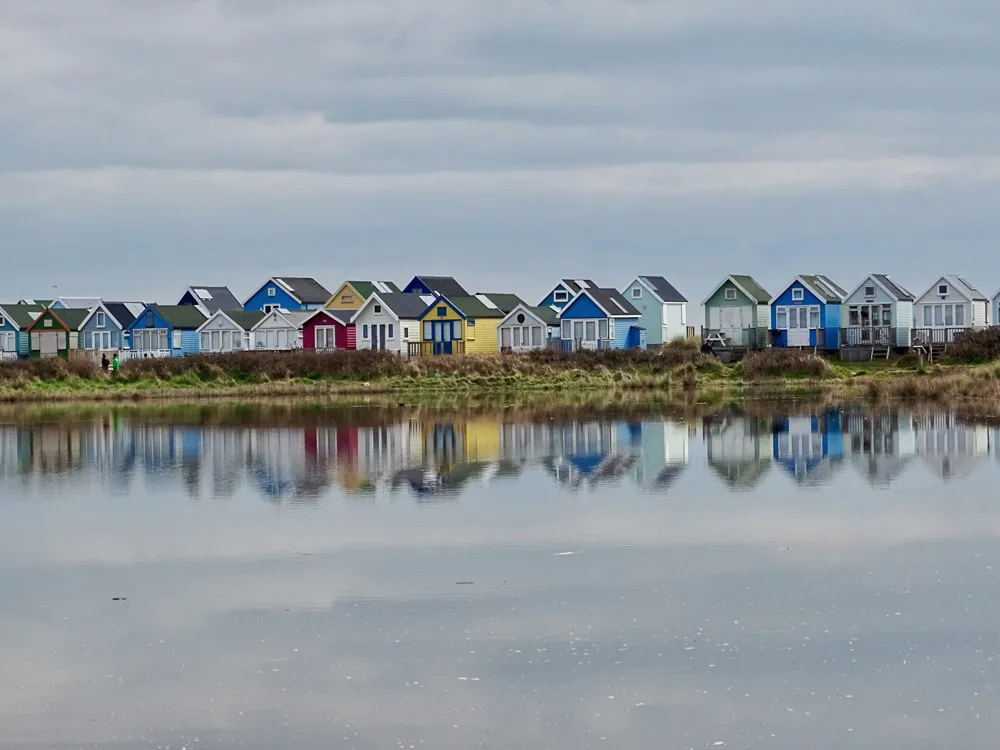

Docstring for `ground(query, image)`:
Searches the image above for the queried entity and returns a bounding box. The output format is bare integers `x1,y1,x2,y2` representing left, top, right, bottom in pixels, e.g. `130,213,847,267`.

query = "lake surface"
3,401,1000,749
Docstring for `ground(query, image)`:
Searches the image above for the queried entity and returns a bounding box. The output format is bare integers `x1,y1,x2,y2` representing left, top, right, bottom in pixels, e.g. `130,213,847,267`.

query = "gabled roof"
348,280,401,298
28,308,90,332
701,275,771,306
353,293,436,322
252,277,331,305
561,279,597,294
0,304,43,329
477,293,526,314
197,310,266,332
919,276,987,302
17,299,52,307
634,276,687,303
56,297,103,309
304,307,356,328
150,305,209,330
769,275,846,305
252,310,313,331
586,288,641,317
79,302,137,331
847,275,915,302
450,295,507,319
499,304,560,328
408,276,469,297
183,286,242,313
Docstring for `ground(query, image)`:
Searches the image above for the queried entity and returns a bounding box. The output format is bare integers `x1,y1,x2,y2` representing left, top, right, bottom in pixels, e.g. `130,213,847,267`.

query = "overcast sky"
3,0,1000,306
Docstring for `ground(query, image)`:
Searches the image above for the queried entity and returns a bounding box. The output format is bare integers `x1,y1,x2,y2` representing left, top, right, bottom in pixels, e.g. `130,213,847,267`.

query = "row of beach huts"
0,273,994,362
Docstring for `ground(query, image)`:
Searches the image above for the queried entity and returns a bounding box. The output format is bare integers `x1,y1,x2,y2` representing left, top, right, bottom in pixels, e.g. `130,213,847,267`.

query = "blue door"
432,321,454,355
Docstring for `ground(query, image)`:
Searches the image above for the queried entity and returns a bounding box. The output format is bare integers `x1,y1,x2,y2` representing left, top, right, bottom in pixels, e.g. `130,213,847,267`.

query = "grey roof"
799,274,847,303
273,277,331,304
871,274,915,301
220,310,266,330
0,304,43,329
637,276,687,303
371,293,436,319
184,286,242,312
561,279,597,294
57,297,103,309
324,309,355,326
449,295,506,319
478,293,526,314
103,303,138,329
510,305,559,326
586,288,641,317
950,275,988,301
729,275,771,303
152,305,208,329
412,276,469,297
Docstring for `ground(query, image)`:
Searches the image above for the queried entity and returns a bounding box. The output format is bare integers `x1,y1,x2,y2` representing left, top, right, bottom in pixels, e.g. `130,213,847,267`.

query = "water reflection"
1,404,996,499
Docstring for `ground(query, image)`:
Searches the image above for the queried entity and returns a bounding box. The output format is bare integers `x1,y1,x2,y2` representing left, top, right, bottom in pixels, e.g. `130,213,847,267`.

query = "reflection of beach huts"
348,420,424,491
912,412,988,480
844,409,916,487
704,414,772,490
247,428,311,500
772,411,844,485
199,428,250,497
629,420,690,490
543,421,638,487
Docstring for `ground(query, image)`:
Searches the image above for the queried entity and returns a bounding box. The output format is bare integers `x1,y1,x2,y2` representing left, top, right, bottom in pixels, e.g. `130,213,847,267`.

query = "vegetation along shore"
6,332,1000,403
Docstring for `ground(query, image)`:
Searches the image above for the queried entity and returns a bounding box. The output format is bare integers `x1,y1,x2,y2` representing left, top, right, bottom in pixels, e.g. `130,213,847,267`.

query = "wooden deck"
911,327,971,358
840,326,896,361
407,340,466,357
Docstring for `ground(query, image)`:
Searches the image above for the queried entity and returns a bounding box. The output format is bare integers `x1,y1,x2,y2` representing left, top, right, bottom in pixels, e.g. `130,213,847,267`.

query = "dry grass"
945,328,1000,362
860,363,1000,402
740,349,835,380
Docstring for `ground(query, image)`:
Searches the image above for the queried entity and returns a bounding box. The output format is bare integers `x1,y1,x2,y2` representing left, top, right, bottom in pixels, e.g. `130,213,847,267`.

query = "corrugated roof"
871,274,915,301
185,286,242,312
729,275,771,303
587,288,641,317
412,276,469,297
637,276,687,303
373,293,436,319
274,277,331,304
153,305,208,329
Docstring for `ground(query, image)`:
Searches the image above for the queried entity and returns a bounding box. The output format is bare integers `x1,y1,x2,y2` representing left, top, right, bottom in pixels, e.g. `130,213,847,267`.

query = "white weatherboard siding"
252,312,302,351
915,279,984,330
710,305,751,340
354,307,409,354
663,302,687,342
198,314,248,353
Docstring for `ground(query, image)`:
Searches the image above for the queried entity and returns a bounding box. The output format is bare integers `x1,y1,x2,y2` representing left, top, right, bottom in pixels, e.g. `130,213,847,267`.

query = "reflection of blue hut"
630,420,690,490
546,421,634,486
772,411,844,484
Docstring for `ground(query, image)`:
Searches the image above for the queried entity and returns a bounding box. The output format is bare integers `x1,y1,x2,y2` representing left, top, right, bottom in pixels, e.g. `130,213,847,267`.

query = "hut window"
864,286,875,298
268,287,276,297
791,288,804,302
341,295,352,303
373,304,382,314
200,332,210,350
955,305,965,326
945,305,954,326
554,290,569,303
848,306,859,326
934,305,944,326
388,324,394,339
585,322,596,341
173,331,182,349
923,306,932,326
776,309,787,328
882,305,892,325
95,311,106,328
809,308,820,329
502,328,512,348
561,320,572,338
632,287,642,299
599,319,609,339
724,288,736,300
403,327,409,339
938,284,948,295
437,306,447,317
516,313,526,324
44,319,53,328
362,325,369,339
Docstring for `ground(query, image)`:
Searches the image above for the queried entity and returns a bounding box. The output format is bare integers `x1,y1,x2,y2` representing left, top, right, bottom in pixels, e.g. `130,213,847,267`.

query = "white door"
39,332,59,356
719,306,746,341
788,308,810,346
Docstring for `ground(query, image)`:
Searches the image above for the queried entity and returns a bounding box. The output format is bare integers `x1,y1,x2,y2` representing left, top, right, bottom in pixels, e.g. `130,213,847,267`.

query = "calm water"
3,402,1000,749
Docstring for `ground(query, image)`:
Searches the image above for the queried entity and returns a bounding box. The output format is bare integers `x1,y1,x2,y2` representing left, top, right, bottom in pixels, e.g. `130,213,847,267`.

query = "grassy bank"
3,340,1000,403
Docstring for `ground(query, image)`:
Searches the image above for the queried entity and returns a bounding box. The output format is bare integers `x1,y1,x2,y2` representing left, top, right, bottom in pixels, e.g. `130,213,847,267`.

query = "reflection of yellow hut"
422,418,501,472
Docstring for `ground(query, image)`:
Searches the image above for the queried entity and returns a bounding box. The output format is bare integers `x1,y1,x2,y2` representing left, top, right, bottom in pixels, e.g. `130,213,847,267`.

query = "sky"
3,0,1000,307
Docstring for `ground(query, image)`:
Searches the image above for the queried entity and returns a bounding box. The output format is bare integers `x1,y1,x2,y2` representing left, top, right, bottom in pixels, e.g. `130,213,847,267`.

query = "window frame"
95,311,106,329
791,288,804,302
267,287,276,297
553,290,569,303
864,286,876,298
724,288,737,301
631,287,642,299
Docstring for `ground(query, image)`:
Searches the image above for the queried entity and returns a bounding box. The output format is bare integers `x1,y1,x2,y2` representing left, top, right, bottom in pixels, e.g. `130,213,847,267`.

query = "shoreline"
1,360,998,404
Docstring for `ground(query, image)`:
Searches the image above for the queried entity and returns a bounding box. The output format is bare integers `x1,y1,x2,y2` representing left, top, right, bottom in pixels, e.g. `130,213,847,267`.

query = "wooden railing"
0,351,17,362
560,338,613,352
841,326,896,347
407,340,466,357
911,328,970,347
125,349,171,360
702,328,768,349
